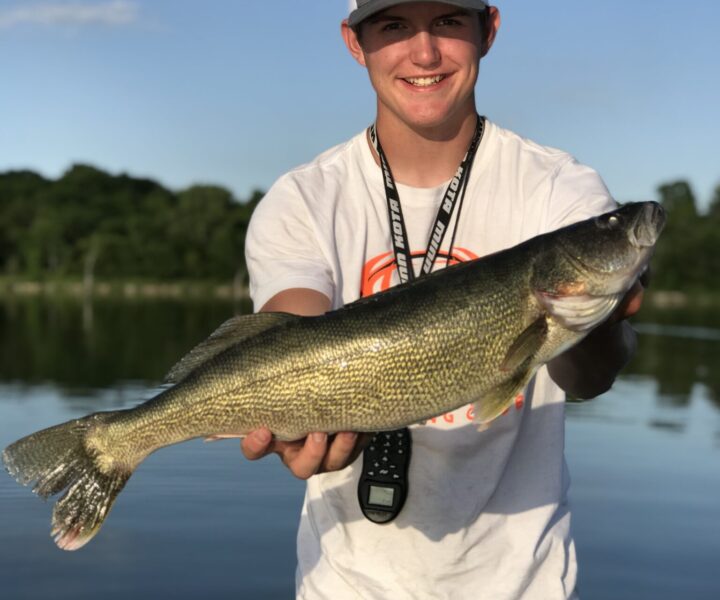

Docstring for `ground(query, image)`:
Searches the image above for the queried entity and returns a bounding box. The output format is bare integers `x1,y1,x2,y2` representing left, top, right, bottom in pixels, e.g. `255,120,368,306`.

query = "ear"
481,7,501,58
341,18,367,67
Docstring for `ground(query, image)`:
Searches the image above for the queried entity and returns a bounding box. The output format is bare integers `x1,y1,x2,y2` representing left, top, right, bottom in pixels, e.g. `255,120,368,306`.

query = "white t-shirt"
246,120,616,600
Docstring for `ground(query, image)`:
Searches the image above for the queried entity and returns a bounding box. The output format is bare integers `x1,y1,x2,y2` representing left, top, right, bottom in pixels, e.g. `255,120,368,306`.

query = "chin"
398,99,473,130
405,111,466,132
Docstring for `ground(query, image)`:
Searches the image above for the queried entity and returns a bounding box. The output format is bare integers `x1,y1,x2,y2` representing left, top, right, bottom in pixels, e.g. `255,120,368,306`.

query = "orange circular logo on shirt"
360,248,479,297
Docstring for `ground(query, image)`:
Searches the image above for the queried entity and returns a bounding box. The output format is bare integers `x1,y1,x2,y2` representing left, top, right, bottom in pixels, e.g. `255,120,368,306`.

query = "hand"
606,267,650,325
607,280,644,324
547,273,647,399
241,428,372,480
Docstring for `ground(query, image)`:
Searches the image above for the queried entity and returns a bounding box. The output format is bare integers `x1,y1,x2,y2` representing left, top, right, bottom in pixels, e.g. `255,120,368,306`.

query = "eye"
437,18,462,27
595,214,621,230
381,21,405,32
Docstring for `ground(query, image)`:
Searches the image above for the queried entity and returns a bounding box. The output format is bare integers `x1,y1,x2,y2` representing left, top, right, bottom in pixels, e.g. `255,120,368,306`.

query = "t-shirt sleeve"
545,157,618,230
245,177,334,312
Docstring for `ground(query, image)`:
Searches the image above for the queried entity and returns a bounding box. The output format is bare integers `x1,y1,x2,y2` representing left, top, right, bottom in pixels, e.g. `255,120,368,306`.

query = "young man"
243,2,643,598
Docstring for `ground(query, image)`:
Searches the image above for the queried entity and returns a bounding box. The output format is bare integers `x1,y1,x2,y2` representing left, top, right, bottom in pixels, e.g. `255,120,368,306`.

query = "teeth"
405,75,444,87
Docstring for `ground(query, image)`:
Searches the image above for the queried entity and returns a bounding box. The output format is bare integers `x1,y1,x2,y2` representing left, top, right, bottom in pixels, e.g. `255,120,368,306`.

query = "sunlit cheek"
365,56,401,87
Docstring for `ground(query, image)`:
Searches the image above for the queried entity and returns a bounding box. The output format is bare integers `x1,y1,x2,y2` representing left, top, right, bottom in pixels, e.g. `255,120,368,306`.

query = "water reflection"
0,297,719,599
0,383,301,600
1,296,717,413
626,321,720,408
0,296,249,391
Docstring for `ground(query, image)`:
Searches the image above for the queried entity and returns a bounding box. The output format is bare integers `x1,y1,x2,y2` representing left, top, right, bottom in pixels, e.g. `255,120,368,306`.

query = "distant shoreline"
0,278,715,308
0,277,248,301
641,290,720,309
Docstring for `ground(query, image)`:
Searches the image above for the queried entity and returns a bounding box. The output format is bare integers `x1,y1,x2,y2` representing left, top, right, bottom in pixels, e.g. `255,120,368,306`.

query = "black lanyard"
369,116,485,283
359,119,484,525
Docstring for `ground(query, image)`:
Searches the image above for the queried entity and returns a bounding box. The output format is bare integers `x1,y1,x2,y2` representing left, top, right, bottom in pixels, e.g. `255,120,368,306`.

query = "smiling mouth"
402,75,446,87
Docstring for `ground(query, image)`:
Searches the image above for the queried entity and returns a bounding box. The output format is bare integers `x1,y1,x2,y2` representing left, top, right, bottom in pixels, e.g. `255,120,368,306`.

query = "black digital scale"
357,428,411,523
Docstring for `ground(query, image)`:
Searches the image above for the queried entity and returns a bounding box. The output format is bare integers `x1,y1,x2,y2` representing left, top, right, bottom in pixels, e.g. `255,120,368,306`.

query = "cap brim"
348,0,488,28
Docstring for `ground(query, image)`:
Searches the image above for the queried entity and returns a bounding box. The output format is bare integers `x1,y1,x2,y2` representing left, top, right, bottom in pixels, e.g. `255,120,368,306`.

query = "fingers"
347,432,374,464
280,433,328,480
241,429,370,480
605,280,644,326
625,281,645,317
618,280,644,320
321,432,358,472
321,432,373,473
241,427,273,460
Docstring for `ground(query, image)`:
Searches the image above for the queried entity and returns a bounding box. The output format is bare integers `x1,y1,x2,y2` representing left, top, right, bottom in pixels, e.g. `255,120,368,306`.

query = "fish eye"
595,213,621,230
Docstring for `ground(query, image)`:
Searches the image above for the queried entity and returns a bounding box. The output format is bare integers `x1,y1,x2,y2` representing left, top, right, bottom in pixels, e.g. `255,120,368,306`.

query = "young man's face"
343,2,499,133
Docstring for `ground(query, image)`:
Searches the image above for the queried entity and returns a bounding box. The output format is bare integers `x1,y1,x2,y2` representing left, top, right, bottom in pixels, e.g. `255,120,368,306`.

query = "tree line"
0,164,717,291
0,164,261,283
652,181,720,292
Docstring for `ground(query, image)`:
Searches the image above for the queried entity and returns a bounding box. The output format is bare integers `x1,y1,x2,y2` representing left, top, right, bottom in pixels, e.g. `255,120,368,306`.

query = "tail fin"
2,411,131,551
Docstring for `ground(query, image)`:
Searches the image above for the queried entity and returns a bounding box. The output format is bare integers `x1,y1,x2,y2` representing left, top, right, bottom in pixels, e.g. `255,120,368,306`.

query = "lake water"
0,297,718,599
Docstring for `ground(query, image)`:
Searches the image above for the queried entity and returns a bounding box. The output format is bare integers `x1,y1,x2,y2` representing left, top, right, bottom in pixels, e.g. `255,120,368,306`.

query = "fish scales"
2,202,666,551
103,247,536,455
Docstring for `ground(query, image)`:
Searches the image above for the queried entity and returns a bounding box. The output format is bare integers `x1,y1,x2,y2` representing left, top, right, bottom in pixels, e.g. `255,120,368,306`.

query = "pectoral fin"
165,312,297,384
500,316,548,373
473,368,535,430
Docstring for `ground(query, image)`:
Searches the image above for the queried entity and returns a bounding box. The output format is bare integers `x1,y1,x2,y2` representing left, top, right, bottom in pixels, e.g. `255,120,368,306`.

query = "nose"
409,31,441,68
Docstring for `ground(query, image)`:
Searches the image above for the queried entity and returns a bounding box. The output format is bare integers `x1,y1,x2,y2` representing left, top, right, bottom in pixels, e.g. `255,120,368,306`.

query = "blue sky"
1,0,718,210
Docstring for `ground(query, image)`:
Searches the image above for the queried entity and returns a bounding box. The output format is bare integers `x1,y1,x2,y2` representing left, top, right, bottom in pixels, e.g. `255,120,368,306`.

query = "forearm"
547,320,637,400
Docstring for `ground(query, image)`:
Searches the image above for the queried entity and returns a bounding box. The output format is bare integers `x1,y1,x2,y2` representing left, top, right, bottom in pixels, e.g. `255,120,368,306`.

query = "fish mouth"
629,202,666,248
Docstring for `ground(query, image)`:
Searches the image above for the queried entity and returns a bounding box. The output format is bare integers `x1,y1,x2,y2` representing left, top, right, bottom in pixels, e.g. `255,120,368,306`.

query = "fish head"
531,201,666,332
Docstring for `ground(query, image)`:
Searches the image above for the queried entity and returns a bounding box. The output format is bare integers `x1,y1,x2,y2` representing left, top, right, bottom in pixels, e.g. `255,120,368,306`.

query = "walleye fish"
2,201,665,551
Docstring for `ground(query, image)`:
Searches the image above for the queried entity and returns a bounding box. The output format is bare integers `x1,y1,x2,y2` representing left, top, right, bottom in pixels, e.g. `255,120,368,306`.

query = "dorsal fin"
164,312,297,384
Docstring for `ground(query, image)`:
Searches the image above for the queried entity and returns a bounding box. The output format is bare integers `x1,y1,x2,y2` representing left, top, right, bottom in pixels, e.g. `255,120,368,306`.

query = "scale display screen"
368,485,395,508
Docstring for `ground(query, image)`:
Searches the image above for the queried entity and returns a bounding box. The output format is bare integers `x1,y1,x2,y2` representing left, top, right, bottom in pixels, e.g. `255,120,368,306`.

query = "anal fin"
204,433,246,443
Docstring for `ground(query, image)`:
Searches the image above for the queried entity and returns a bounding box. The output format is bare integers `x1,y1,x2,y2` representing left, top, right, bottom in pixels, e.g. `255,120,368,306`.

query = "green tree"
0,170,50,274
653,179,716,292
0,164,261,283
657,181,698,222
708,183,720,221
